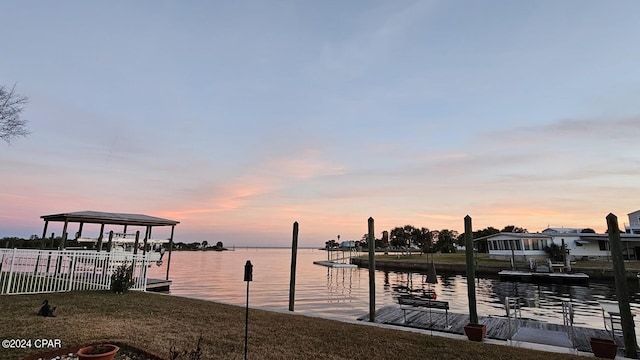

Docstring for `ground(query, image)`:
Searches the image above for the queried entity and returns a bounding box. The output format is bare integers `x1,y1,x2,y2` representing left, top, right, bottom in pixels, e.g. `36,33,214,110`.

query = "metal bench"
398,297,450,328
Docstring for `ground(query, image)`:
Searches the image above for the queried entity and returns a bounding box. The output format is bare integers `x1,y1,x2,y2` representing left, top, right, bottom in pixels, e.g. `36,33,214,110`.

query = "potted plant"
77,343,120,360
589,337,617,359
463,216,487,341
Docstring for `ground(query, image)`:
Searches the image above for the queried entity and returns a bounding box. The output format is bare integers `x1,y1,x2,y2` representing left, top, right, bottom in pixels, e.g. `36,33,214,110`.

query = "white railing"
0,248,151,295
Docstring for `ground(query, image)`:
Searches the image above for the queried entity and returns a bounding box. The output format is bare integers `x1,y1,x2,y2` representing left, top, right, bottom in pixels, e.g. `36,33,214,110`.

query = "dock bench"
398,297,450,328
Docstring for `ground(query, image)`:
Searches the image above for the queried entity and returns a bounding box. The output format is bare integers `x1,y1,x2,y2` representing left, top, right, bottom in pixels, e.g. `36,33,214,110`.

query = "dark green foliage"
544,243,564,262
501,225,527,233
389,225,432,252
325,239,338,249
434,229,458,253
110,262,134,294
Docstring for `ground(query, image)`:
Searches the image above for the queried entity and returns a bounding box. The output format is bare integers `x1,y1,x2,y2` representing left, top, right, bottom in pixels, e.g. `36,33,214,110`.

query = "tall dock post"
607,213,638,358
368,217,376,322
465,215,478,324
289,222,299,312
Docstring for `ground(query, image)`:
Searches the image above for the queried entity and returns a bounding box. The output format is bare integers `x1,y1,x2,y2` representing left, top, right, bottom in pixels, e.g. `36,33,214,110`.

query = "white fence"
0,248,151,295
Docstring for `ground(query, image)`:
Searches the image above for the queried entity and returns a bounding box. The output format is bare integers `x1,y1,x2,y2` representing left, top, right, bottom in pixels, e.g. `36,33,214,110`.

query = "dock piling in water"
289,221,298,312
607,213,638,358
465,215,478,325
368,217,375,322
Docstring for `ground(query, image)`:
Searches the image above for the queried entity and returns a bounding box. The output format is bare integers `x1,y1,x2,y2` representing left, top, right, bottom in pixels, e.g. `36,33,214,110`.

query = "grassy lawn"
0,291,584,360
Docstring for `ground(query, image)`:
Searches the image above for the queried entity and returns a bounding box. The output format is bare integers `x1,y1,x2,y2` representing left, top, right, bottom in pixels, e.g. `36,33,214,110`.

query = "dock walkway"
360,305,623,354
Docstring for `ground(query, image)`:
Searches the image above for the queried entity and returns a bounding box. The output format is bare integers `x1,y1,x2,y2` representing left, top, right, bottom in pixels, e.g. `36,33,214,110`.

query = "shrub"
110,262,134,294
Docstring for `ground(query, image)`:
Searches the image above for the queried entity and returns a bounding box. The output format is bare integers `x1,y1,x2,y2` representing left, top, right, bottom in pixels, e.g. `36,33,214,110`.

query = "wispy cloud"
320,0,436,75
493,116,640,142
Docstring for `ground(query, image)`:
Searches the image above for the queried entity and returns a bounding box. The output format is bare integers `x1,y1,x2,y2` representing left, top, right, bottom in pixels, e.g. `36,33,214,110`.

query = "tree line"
326,225,529,254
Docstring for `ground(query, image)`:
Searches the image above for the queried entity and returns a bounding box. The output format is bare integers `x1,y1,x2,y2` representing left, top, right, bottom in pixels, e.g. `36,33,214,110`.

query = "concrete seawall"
350,258,637,280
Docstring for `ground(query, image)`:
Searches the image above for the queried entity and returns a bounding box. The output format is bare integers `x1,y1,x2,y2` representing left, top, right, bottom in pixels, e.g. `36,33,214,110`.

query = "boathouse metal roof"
41,211,180,227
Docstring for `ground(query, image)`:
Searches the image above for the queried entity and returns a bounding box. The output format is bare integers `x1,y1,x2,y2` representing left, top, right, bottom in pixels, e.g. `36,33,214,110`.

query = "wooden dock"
360,305,627,354
313,260,357,268
498,270,589,285
146,278,171,292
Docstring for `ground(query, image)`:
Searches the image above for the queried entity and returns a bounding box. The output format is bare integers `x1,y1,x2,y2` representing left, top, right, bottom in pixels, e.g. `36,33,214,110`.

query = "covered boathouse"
39,210,179,291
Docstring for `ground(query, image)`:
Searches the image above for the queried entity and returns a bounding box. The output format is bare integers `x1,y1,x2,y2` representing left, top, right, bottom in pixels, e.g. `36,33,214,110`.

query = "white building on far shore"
478,226,640,261
626,210,640,234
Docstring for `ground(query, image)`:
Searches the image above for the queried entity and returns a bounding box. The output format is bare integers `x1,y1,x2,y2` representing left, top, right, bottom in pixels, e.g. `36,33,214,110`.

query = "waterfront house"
339,240,358,249
626,209,640,234
478,226,640,261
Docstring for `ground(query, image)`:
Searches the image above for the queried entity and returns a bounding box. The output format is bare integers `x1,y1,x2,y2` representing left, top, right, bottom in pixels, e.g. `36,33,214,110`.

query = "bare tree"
0,84,30,144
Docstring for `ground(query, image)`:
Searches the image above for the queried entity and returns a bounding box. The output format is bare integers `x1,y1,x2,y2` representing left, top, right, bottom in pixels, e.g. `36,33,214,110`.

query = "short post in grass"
244,260,253,360
368,217,376,322
289,222,299,312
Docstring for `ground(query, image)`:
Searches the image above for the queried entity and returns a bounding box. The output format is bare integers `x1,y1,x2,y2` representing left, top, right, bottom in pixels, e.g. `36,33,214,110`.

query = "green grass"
1,291,584,360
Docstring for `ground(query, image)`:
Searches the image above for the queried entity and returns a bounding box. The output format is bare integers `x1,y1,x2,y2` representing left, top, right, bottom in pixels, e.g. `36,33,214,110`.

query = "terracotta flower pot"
77,344,120,360
464,323,487,342
589,337,617,359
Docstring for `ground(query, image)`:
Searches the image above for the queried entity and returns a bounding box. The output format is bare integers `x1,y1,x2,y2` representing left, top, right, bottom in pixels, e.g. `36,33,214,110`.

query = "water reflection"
326,267,354,303
149,249,639,332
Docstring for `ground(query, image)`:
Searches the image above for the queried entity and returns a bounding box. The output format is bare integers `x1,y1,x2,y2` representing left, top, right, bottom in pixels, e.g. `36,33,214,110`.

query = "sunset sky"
2,1,639,247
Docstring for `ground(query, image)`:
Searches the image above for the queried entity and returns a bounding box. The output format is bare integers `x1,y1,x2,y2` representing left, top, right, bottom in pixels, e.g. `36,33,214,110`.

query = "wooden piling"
60,221,68,249
40,221,48,249
107,231,114,252
165,225,175,281
368,217,376,322
133,231,140,255
96,224,104,252
465,215,478,324
607,213,638,358
289,222,299,312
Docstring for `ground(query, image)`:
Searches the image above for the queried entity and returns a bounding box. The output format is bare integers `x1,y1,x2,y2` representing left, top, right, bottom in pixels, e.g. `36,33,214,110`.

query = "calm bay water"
147,248,640,332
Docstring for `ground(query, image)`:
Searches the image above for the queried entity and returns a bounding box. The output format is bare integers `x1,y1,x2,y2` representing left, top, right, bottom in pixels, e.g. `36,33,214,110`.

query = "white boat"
77,233,168,266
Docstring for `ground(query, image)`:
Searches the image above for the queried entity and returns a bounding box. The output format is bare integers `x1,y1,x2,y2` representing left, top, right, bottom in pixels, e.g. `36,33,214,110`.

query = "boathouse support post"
289,221,299,312
96,224,105,252
60,221,69,249
133,231,140,255
103,230,114,276
55,231,67,274
465,215,478,324
607,213,638,358
132,230,140,271
107,231,114,252
165,225,175,281
368,217,376,322
143,226,150,255
40,221,48,249
77,223,84,240
46,233,54,273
